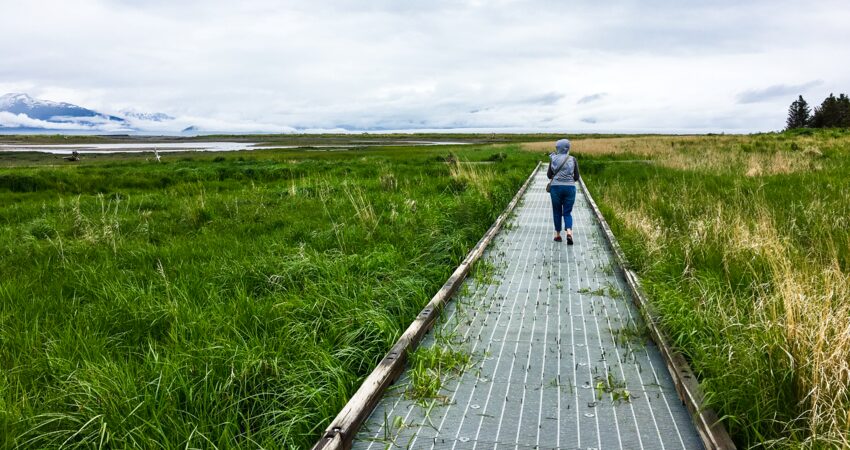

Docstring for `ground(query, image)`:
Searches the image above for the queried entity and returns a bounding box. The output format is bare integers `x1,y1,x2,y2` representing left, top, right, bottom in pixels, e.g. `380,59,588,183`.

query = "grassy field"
5,131,849,448
0,144,539,448
539,130,850,448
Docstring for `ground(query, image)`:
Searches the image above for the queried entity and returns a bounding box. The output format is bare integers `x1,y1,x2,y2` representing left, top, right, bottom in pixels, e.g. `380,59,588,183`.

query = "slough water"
0,141,470,154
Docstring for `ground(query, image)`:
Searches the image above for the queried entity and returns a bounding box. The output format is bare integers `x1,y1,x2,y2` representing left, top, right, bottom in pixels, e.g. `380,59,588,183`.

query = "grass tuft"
406,346,472,405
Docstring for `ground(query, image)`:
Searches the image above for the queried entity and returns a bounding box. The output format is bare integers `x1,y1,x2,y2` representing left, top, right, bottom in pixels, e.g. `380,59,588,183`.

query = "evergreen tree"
810,93,850,128
837,93,850,127
786,95,811,130
811,94,834,127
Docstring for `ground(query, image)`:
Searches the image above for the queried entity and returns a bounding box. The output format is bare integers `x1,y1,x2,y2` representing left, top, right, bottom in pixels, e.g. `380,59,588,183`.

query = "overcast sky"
2,0,849,133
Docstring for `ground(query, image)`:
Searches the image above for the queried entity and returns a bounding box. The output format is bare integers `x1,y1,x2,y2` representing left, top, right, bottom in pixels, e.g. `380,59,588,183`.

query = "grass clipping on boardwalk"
0,144,538,449
561,131,850,448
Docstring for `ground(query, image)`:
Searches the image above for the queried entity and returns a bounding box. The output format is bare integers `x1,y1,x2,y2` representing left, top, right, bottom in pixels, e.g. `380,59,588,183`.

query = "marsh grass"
405,346,472,406
0,144,538,449
594,372,631,404
610,321,648,348
447,158,496,199
575,130,850,448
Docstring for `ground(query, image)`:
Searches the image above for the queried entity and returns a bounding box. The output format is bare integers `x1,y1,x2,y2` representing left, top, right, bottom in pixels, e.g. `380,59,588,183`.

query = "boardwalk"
351,169,703,450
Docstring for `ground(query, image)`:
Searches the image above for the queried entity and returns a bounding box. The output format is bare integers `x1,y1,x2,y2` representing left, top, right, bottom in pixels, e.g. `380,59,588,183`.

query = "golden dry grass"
604,183,850,447
523,135,829,177
770,255,850,446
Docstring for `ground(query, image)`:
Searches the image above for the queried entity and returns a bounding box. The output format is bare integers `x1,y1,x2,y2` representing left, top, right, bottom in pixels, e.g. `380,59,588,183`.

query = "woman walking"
547,138,580,244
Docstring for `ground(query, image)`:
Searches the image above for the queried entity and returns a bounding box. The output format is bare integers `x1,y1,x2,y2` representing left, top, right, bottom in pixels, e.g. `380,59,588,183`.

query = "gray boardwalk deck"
352,169,703,450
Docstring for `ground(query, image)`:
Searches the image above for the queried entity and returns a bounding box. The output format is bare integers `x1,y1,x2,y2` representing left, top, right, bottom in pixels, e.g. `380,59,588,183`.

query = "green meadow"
3,130,849,448
0,144,538,448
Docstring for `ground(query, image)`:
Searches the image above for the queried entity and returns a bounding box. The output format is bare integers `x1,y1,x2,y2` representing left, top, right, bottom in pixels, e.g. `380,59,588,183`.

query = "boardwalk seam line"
578,178,737,450
312,162,542,450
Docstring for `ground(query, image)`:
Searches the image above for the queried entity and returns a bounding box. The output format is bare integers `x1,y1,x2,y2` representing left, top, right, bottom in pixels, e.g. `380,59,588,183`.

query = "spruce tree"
811,93,844,128
786,95,811,130
837,94,850,128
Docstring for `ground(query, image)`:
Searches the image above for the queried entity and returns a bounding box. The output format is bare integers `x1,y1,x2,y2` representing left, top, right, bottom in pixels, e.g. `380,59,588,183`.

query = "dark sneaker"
566,235,574,245
554,235,562,242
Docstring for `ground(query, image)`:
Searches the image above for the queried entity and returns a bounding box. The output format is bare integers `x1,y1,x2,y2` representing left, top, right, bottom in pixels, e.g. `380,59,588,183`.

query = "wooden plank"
579,178,737,450
312,162,542,450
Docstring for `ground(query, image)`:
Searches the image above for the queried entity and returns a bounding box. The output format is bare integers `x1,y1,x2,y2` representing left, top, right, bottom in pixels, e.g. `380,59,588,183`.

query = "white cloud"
1,0,849,133
0,112,129,131
577,93,607,105
736,80,823,104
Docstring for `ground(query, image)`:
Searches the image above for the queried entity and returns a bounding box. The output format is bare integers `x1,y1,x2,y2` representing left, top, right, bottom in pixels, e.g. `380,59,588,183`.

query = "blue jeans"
549,185,576,232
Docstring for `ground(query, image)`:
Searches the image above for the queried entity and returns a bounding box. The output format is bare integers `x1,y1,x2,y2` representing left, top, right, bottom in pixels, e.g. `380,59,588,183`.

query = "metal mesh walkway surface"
351,169,703,450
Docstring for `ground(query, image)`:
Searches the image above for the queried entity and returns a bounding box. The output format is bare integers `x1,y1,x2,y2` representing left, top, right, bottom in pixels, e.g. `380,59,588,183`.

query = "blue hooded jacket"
548,139,579,186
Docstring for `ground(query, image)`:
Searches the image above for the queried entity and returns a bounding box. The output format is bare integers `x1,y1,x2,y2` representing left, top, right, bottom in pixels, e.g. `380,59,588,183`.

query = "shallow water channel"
0,141,469,155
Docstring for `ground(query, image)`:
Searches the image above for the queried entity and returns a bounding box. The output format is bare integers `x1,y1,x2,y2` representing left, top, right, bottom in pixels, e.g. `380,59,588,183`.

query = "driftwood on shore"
63,151,81,162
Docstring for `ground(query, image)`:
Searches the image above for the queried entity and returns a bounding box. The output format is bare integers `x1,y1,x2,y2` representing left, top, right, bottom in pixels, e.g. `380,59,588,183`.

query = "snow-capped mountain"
0,93,129,129
119,109,175,122
0,92,290,135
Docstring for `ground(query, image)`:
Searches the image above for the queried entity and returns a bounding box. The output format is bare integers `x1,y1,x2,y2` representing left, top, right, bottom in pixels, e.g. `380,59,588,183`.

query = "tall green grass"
574,131,850,448
0,145,538,448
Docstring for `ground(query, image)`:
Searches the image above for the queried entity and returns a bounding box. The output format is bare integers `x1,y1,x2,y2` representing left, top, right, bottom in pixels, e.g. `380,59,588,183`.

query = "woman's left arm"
573,157,580,181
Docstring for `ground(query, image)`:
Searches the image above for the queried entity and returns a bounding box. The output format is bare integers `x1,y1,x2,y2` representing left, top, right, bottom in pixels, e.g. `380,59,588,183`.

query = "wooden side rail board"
579,178,737,450
312,162,542,450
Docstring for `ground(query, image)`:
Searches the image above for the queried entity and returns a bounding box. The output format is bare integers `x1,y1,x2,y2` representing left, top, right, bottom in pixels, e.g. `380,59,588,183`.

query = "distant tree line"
786,93,850,130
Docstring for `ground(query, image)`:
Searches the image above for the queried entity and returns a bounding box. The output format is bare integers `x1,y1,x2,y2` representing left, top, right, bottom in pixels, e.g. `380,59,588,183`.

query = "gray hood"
555,138,571,154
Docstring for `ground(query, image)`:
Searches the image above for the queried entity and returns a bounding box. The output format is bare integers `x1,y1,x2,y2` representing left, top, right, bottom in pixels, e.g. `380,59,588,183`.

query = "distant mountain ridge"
119,109,175,122
0,93,175,131
0,93,126,125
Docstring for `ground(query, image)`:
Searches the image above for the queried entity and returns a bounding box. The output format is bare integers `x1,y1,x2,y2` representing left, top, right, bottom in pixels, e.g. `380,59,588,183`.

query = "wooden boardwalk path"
347,168,705,450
